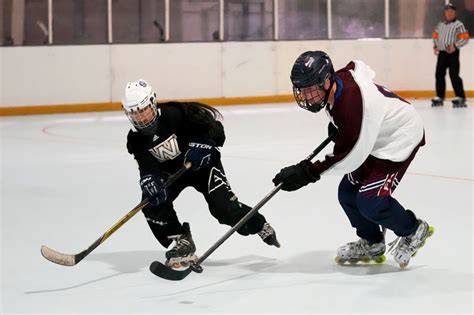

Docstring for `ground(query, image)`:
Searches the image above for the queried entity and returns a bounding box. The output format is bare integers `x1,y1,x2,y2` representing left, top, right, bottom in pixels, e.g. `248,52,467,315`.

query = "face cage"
125,102,158,132
292,85,328,113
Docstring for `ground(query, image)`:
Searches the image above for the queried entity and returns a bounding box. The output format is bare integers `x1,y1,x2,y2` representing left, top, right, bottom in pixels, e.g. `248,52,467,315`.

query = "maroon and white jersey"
310,60,424,176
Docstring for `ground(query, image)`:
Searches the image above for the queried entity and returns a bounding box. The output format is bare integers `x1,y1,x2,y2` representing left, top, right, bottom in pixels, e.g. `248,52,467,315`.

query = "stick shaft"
41,163,191,266
196,134,335,265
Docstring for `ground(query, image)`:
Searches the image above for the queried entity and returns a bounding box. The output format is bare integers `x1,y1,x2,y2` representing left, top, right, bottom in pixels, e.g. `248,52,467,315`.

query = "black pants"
141,160,267,248
435,50,465,99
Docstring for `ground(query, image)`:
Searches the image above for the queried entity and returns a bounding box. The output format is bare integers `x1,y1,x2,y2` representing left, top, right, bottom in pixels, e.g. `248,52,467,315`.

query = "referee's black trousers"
435,50,465,99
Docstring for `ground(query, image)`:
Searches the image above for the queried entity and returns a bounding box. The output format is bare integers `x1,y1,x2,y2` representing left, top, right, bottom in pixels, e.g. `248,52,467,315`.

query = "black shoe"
431,97,444,107
258,223,281,248
452,97,467,108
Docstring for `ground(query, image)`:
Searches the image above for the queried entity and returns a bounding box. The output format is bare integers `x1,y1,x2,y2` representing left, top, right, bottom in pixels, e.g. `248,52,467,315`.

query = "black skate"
431,97,444,107
452,97,467,108
165,222,198,269
258,222,280,248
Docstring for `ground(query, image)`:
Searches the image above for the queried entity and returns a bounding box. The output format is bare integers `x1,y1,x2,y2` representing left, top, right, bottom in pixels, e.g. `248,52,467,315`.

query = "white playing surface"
1,101,472,314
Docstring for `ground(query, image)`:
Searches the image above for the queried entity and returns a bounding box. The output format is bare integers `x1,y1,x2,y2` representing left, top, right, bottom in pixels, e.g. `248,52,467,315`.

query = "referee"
432,3,469,107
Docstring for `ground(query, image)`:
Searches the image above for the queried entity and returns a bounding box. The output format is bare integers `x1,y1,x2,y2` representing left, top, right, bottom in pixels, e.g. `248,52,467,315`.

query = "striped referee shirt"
432,19,469,51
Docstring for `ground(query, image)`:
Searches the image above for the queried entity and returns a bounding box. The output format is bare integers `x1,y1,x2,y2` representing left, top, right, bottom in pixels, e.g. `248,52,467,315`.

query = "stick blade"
149,261,192,281
41,245,76,266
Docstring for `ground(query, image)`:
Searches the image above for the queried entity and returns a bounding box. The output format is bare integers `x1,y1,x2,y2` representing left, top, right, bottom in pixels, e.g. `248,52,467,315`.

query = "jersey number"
375,84,410,104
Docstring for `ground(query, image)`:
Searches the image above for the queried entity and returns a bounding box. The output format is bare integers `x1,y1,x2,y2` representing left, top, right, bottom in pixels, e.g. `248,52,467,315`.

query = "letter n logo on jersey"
149,134,181,161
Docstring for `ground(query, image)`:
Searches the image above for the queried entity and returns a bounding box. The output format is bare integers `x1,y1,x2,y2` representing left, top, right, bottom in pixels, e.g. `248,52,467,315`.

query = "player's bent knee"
356,194,391,221
338,177,358,204
209,202,253,235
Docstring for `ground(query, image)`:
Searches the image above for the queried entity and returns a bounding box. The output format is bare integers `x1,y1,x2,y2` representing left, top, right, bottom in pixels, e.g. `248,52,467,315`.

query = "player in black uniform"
122,79,280,268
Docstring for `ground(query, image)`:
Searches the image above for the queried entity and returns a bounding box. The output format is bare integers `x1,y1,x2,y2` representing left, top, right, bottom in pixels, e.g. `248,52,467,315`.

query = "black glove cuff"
299,160,320,183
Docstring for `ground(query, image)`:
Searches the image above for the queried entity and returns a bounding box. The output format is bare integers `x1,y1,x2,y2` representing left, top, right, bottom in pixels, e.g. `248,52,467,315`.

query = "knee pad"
356,195,391,222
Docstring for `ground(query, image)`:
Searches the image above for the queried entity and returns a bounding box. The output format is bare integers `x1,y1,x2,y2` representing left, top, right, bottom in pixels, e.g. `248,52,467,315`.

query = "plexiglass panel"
390,0,445,38
278,0,327,40
450,0,474,38
53,0,107,45
225,0,274,41
170,0,220,42
1,0,48,46
332,0,385,39
112,0,165,44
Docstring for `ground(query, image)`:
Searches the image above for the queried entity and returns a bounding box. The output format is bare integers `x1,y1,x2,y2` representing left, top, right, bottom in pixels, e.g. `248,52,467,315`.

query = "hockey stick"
150,133,336,280
41,163,191,266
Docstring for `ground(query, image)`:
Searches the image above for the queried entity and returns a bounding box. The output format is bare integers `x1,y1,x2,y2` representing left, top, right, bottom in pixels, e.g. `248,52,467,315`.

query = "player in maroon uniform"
122,79,280,268
272,51,434,268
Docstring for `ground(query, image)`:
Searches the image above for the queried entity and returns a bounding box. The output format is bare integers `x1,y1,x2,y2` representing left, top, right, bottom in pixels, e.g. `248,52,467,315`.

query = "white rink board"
222,42,278,97
1,39,473,107
110,43,223,101
1,45,111,106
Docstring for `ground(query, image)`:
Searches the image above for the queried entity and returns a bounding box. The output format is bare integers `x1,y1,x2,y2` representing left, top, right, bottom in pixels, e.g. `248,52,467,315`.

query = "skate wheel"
428,226,435,237
335,256,346,265
399,262,408,269
171,262,182,269
361,257,370,263
374,255,386,264
348,259,359,265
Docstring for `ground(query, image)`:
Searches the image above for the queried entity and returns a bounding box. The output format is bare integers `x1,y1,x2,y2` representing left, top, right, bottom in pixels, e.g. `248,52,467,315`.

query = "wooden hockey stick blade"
41,236,101,266
40,245,79,266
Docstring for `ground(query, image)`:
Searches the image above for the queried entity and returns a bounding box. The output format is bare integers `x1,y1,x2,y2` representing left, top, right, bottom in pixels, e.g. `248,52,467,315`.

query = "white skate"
389,219,434,269
335,238,386,265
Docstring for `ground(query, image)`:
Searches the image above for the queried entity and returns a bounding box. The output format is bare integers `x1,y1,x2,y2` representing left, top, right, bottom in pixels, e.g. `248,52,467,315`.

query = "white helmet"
122,79,159,135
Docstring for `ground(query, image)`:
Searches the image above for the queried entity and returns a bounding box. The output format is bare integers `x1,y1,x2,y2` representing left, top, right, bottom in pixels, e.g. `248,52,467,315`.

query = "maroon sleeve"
309,72,363,175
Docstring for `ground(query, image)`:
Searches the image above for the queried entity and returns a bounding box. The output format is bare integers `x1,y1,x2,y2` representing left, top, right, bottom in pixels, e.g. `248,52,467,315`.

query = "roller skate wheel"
361,257,370,263
374,255,386,264
428,226,435,237
171,262,182,269
335,256,346,265
348,259,359,265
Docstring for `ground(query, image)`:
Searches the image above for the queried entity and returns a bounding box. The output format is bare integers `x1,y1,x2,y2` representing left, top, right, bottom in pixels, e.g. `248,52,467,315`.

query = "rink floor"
1,100,473,314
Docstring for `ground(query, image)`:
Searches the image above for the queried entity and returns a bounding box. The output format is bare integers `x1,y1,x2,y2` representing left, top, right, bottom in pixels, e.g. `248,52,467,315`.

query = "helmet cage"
124,92,158,133
292,72,332,113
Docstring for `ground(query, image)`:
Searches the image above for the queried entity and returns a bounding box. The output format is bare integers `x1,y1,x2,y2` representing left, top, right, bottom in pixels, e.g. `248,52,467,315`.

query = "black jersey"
126,101,225,177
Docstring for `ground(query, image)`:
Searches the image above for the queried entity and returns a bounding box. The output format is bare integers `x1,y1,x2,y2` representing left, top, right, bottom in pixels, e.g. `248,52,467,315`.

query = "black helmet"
291,51,336,112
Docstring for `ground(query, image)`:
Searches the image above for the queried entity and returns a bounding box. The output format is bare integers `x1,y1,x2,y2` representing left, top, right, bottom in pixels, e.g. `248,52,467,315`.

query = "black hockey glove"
185,138,217,171
272,160,320,191
140,174,168,206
